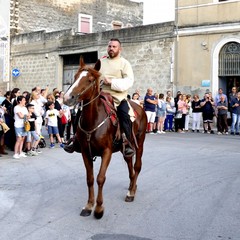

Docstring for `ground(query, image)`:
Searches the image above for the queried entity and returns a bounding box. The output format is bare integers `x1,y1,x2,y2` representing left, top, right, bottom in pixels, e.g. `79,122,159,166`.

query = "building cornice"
176,22,240,36
178,0,240,10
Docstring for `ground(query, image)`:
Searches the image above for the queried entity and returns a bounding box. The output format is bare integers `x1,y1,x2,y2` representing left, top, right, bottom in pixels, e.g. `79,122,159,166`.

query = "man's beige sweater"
100,55,134,106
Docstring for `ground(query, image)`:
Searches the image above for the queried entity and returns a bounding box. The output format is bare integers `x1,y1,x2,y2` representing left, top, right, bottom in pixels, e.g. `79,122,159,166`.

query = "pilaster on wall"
10,0,19,35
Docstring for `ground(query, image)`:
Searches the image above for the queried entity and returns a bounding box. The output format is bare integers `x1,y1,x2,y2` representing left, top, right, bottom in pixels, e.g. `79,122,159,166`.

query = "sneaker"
161,131,166,134
192,130,195,133
149,132,155,135
13,153,20,159
26,151,33,156
196,130,200,133
30,150,38,156
225,132,229,135
36,149,42,154
210,130,214,134
231,132,234,135
217,132,222,135
50,143,55,148
60,143,65,148
19,152,27,158
236,132,239,135
157,131,161,134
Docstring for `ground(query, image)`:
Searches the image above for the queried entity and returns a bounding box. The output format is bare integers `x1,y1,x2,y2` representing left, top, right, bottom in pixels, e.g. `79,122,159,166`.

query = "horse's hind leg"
80,155,95,217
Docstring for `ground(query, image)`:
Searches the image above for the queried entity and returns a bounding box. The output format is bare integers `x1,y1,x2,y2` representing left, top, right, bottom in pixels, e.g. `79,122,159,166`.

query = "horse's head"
64,57,101,106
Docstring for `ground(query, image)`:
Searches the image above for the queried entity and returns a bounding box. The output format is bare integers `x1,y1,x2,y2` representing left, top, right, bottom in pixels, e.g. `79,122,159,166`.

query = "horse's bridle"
74,71,104,111
76,71,108,161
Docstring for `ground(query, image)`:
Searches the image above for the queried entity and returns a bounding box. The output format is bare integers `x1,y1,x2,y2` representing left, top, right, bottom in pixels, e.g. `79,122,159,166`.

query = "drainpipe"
174,0,179,95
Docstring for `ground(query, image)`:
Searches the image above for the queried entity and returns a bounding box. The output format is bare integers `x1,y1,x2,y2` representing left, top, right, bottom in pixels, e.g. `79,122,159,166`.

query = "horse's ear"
79,56,85,68
94,59,101,71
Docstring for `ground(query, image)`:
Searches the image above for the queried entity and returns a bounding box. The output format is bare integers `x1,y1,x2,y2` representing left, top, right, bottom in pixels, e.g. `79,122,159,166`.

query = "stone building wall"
7,22,175,97
13,0,142,34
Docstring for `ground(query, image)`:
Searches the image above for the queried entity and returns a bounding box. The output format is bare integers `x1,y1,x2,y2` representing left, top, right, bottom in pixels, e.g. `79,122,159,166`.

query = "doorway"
62,51,98,92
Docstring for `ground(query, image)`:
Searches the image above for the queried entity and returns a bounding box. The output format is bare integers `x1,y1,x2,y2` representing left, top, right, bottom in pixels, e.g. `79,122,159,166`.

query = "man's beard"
108,50,118,58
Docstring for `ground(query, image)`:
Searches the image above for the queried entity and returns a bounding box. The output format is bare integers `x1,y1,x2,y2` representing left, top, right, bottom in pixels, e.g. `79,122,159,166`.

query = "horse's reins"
77,77,109,161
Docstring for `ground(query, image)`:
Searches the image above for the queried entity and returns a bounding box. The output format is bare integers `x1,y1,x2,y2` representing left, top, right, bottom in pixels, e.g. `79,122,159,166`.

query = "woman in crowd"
176,94,188,133
132,92,141,105
184,94,192,132
30,92,44,135
1,91,15,150
191,94,202,132
13,95,29,159
157,93,166,134
10,88,21,114
164,96,175,132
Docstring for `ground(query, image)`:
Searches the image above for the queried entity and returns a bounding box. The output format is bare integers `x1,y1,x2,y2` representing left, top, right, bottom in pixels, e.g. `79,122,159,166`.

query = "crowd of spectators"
131,86,240,135
0,85,239,159
0,86,76,159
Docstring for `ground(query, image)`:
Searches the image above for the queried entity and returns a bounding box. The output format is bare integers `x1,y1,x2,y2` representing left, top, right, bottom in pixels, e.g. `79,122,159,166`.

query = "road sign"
12,68,20,77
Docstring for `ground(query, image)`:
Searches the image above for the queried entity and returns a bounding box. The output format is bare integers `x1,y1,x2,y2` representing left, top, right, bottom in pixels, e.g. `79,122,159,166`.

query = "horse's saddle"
100,91,118,126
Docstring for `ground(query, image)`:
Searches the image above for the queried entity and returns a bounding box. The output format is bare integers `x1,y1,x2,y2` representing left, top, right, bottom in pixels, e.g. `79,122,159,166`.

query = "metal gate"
219,41,240,76
62,65,79,92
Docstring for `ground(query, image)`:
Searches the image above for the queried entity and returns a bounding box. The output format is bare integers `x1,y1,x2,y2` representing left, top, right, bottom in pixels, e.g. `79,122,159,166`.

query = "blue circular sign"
12,68,20,77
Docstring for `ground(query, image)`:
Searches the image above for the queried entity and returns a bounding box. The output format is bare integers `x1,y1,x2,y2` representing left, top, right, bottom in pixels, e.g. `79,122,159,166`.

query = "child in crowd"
25,103,40,156
45,101,64,148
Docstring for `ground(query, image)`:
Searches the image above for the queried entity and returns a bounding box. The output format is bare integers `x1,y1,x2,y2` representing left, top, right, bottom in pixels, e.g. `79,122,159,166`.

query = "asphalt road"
0,132,240,240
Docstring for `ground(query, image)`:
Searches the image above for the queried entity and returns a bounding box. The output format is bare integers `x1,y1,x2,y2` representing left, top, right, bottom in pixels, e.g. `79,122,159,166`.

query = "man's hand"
103,77,112,86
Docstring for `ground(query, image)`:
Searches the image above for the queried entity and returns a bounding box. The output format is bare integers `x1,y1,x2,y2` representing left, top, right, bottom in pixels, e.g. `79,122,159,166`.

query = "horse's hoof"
125,195,135,202
80,208,92,217
94,210,104,219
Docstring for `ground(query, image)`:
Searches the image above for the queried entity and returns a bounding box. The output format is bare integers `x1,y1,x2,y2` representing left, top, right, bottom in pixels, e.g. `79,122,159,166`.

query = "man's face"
237,92,240,99
107,40,121,58
219,89,223,94
232,87,237,93
147,89,153,96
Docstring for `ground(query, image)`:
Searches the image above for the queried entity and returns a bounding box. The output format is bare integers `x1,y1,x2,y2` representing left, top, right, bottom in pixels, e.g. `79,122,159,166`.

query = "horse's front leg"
124,142,143,202
80,154,95,217
94,149,112,219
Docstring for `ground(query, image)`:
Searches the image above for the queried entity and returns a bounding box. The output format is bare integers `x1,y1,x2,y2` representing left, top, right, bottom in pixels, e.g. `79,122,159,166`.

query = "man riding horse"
64,38,135,157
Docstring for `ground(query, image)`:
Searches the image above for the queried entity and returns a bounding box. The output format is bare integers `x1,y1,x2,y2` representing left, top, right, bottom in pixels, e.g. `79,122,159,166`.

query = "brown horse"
63,57,147,219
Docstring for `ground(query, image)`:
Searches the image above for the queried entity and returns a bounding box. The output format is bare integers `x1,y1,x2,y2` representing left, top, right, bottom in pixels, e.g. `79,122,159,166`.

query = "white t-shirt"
14,105,28,128
45,109,59,127
30,99,44,124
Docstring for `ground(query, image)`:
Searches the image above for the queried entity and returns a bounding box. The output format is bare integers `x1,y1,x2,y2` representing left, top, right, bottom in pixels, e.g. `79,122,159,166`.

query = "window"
78,14,92,33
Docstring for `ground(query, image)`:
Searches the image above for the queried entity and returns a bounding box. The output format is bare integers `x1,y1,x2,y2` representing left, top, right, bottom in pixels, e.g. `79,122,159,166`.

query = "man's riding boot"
63,139,75,153
64,109,82,154
117,100,135,157
122,133,135,157
63,136,81,153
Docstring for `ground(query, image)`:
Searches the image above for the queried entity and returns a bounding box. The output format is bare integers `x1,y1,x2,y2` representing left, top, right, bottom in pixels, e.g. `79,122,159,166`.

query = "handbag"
61,114,68,124
24,115,31,132
24,120,31,132
175,111,183,119
0,122,10,133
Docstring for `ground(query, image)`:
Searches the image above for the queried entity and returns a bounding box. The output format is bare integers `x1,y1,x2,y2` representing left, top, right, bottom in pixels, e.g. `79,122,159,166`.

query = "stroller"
38,135,46,148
